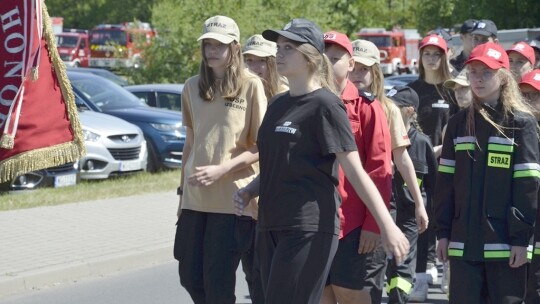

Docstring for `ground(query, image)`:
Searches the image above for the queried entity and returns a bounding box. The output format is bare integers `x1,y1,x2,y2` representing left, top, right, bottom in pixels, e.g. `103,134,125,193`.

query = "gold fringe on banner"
0,142,81,183
0,2,86,184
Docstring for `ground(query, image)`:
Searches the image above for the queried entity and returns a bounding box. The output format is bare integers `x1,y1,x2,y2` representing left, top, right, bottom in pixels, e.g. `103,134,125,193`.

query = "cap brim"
520,81,540,91
353,56,377,66
262,29,308,44
197,33,235,44
243,50,275,57
444,79,469,89
465,57,504,70
471,29,493,37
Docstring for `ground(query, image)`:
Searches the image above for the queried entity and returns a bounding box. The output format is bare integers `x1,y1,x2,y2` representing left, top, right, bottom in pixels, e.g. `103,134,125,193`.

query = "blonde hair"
466,68,536,137
260,56,282,100
368,63,394,114
198,41,246,101
296,43,338,95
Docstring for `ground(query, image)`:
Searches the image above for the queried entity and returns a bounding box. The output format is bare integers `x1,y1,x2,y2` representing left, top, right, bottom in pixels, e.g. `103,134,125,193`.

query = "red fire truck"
56,29,90,67
357,28,421,75
89,22,156,69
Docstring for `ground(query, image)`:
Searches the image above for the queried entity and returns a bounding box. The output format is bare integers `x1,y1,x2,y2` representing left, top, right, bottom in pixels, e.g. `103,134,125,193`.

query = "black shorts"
326,227,368,290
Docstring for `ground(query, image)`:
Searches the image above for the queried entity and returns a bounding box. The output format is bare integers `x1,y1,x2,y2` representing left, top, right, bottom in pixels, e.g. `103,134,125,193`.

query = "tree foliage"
44,0,540,84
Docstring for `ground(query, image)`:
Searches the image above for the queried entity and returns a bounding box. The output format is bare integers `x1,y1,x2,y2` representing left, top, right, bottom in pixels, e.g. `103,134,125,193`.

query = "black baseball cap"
386,86,419,111
262,18,324,54
429,28,452,42
460,19,477,34
472,19,497,37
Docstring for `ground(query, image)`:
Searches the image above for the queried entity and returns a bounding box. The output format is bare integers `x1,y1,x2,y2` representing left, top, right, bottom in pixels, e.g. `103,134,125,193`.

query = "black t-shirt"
257,88,357,235
409,79,458,146
450,51,467,73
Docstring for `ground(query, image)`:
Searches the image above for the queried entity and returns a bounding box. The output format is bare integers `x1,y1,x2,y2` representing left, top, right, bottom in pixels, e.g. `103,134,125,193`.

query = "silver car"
77,96,147,179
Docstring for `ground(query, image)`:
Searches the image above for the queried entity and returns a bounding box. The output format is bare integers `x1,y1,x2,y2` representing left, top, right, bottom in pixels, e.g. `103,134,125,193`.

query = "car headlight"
83,129,101,142
150,123,185,137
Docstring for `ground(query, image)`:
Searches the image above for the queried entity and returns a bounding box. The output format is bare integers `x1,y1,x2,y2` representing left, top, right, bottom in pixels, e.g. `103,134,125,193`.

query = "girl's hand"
381,223,410,265
415,204,429,234
437,238,449,262
358,230,381,254
188,165,226,187
509,246,528,268
233,188,252,216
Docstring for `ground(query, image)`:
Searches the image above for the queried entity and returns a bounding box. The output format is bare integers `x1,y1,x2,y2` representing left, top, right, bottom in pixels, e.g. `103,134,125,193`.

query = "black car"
0,162,79,191
68,71,185,172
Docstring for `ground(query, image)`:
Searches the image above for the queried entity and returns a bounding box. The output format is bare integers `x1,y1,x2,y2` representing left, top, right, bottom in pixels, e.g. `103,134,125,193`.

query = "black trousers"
526,251,540,303
173,210,255,304
450,259,527,304
416,198,436,273
257,230,338,304
386,200,418,304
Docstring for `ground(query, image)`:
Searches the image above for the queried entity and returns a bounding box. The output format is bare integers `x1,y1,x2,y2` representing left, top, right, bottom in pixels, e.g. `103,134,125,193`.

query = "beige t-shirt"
181,74,267,218
383,101,411,150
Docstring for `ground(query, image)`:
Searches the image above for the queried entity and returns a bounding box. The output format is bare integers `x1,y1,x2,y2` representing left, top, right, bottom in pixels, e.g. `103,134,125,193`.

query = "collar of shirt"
341,80,360,104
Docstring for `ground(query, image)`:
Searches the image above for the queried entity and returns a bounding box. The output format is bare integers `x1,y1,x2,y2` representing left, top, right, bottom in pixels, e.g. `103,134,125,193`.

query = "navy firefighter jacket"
434,103,540,262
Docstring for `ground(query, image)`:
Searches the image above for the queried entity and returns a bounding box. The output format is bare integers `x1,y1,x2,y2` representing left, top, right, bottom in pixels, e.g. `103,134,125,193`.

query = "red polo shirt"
338,80,392,238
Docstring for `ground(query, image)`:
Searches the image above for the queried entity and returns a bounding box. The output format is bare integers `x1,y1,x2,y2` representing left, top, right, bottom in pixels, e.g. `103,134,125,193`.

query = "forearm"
221,145,259,175
393,147,423,208
244,175,261,198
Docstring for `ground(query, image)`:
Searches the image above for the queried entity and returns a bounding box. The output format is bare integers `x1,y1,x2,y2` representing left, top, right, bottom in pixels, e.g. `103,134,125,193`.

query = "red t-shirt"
338,81,393,238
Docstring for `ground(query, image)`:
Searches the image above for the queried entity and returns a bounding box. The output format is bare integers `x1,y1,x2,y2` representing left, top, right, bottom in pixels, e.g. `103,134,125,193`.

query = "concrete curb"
0,244,173,299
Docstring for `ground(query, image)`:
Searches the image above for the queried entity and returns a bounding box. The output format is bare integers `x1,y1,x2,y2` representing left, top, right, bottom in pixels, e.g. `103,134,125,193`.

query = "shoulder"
513,111,538,128
185,75,200,85
242,71,264,87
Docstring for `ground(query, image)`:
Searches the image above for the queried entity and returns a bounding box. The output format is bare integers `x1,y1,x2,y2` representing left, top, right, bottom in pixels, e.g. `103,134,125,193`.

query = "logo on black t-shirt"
225,97,246,111
275,121,297,134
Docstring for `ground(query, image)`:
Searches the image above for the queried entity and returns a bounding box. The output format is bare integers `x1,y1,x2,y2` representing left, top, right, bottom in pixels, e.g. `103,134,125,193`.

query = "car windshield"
56,35,78,48
360,36,392,48
90,29,126,46
70,76,146,110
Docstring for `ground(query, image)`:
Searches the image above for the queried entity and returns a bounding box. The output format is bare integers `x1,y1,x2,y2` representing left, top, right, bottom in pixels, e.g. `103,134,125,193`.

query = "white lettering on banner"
5,32,24,53
0,112,5,128
1,7,22,32
0,84,17,106
4,61,22,78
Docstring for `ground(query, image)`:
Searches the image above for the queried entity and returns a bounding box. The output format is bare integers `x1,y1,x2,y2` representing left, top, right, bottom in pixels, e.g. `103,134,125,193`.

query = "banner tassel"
0,134,15,149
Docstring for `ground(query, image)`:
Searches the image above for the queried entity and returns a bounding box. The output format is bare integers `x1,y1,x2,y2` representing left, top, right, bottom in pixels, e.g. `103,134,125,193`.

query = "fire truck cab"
89,22,155,69
56,29,90,67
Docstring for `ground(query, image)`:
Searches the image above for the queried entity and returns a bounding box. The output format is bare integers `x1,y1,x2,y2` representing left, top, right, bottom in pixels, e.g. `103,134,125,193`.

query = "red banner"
0,0,85,183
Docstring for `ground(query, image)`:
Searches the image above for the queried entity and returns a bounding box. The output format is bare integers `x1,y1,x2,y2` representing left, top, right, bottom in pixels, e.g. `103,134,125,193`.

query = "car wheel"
146,140,161,173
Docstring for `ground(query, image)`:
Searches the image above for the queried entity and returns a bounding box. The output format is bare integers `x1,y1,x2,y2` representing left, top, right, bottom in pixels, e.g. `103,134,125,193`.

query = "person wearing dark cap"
528,40,540,69
472,19,498,48
385,86,438,304
450,19,477,72
321,31,393,304
435,42,539,303
232,19,409,304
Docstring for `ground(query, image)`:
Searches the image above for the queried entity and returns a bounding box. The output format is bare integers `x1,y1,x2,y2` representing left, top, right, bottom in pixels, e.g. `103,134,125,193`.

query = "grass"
0,170,180,211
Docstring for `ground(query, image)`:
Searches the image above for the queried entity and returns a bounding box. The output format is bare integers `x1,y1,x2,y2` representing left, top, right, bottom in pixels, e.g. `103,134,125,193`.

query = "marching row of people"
173,14,540,304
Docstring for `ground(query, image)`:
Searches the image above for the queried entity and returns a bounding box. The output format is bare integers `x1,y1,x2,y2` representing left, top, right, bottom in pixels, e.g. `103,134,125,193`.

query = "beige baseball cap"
197,15,240,44
444,69,470,89
351,39,380,66
243,34,277,57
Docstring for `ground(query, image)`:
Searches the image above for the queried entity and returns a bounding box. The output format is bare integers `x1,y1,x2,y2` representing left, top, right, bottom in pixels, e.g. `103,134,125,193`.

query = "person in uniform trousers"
320,30,393,304
385,86,438,304
232,18,410,304
507,42,536,82
173,15,267,304
435,42,540,304
347,38,429,303
520,69,540,303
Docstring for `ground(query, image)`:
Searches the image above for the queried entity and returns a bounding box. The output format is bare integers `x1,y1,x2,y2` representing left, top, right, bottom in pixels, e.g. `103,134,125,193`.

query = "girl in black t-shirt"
232,19,409,304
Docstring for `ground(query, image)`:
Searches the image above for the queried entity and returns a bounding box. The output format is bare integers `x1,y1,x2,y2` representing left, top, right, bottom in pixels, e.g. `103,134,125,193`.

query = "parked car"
75,92,148,179
66,67,129,86
124,84,183,111
68,71,184,172
385,74,419,84
0,162,79,191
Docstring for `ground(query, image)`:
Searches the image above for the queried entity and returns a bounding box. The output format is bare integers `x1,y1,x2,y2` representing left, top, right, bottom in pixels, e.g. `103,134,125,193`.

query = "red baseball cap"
465,42,510,70
419,34,447,54
507,42,536,66
323,31,353,56
519,69,540,91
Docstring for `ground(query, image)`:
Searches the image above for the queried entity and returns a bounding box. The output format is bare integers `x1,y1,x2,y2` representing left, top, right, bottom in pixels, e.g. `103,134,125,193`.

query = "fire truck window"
80,39,86,48
393,38,402,47
362,36,392,48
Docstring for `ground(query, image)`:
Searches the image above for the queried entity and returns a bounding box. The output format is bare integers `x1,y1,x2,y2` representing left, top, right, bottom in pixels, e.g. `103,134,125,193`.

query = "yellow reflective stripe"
513,170,540,179
455,143,475,151
528,251,533,260
386,277,413,294
484,251,511,258
487,143,514,153
439,165,455,174
416,178,423,187
448,249,463,257
534,248,540,255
